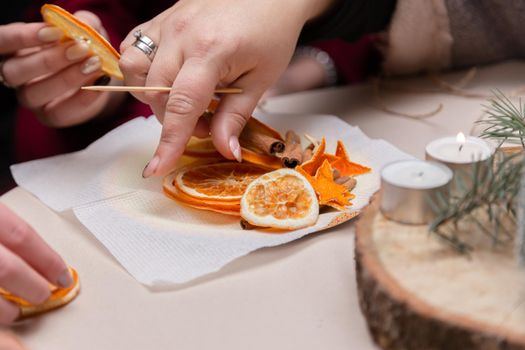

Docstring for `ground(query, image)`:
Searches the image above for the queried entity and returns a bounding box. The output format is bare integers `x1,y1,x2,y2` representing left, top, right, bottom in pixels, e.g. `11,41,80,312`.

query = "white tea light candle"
425,133,494,196
381,160,453,225
426,133,493,164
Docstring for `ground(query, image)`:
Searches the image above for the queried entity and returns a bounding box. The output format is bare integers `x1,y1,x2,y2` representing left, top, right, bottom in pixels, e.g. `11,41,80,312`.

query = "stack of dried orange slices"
163,101,371,231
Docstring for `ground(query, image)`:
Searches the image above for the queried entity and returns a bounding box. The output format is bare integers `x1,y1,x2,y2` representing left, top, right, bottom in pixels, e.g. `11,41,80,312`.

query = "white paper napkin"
12,113,411,286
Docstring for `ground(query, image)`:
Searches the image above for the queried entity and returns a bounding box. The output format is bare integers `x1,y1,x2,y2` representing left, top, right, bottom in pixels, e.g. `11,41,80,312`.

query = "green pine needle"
430,91,524,253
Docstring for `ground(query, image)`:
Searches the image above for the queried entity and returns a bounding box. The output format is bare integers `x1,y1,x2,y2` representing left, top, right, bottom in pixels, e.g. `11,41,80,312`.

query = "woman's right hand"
0,204,71,325
119,0,334,178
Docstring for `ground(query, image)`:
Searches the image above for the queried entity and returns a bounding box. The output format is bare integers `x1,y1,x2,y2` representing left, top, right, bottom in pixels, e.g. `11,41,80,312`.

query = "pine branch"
478,90,525,147
430,91,524,253
429,153,522,252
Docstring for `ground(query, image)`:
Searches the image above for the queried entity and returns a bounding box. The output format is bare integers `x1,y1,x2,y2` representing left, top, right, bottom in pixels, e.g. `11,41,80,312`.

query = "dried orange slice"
183,137,282,169
175,162,270,201
184,137,222,158
240,169,319,230
0,267,80,318
164,180,241,216
163,171,241,214
41,4,123,79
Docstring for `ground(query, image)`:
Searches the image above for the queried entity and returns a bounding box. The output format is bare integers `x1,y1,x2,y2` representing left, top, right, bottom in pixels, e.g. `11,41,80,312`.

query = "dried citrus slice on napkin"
240,169,319,229
163,171,241,216
41,4,123,79
175,162,270,201
0,267,80,318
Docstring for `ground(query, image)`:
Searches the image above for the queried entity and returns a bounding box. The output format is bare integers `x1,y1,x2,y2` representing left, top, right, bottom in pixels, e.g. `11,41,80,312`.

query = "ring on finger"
132,29,157,60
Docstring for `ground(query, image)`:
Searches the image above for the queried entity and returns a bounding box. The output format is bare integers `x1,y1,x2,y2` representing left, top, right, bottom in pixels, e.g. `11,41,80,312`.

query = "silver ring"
0,58,12,88
132,29,157,59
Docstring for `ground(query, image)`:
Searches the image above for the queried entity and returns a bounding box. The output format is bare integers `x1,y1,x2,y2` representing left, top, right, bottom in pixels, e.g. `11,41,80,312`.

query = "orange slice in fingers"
241,169,319,230
183,138,282,169
174,162,270,201
0,267,80,318
41,4,123,79
184,137,222,158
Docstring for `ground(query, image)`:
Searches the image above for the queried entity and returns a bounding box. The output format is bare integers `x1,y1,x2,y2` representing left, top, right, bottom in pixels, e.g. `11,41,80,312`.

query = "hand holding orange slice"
0,267,80,318
41,4,123,79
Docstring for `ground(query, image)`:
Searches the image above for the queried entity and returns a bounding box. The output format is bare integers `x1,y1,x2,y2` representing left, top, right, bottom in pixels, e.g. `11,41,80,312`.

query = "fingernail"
94,75,111,86
229,136,243,162
142,156,160,178
57,268,73,288
65,41,90,61
80,56,101,75
37,27,63,42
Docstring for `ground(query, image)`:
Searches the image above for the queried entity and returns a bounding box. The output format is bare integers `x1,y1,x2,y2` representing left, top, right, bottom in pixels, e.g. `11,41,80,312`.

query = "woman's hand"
0,204,71,325
119,0,333,177
0,11,123,128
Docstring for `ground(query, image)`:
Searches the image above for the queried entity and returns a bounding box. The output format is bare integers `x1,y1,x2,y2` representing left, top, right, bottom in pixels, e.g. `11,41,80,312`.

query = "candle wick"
417,171,424,177
459,144,464,152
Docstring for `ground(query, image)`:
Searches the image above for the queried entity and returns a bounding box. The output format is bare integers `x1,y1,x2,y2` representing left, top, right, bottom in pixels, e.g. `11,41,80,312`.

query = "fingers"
0,244,51,306
119,25,160,104
73,11,106,38
0,332,27,349
210,75,266,161
142,58,219,177
40,89,110,127
0,204,71,289
143,43,184,121
0,299,19,326
17,56,103,113
0,23,62,55
2,41,90,87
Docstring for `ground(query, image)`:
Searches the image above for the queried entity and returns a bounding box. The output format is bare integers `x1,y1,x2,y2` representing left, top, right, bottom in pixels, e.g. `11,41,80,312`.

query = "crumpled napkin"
12,113,411,286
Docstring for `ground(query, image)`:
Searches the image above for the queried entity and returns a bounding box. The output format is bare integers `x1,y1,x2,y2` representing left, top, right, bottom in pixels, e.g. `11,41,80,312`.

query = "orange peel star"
298,160,354,210
332,140,371,177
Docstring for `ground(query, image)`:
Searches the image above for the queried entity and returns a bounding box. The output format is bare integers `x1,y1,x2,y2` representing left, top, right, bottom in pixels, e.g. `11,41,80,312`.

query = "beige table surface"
2,61,524,350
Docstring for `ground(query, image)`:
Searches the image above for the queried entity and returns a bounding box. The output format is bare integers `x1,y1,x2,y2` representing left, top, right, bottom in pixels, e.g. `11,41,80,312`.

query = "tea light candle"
381,160,453,225
425,133,494,195
425,133,493,165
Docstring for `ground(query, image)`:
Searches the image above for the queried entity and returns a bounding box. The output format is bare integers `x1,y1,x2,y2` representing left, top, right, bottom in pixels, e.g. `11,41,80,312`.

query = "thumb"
210,91,261,162
73,11,108,39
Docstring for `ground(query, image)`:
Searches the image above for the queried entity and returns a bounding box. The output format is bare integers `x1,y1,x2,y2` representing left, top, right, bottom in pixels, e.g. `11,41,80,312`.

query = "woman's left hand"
1,11,123,127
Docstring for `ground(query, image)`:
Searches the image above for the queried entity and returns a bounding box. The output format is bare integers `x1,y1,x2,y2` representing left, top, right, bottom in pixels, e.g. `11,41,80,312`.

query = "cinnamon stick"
239,129,285,155
336,176,357,191
281,130,303,168
333,169,357,191
303,143,315,162
303,148,313,162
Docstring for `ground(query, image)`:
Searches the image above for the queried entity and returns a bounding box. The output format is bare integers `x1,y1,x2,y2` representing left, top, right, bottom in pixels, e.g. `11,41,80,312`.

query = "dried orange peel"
0,267,80,318
240,169,319,230
297,139,369,211
41,4,123,79
298,160,354,210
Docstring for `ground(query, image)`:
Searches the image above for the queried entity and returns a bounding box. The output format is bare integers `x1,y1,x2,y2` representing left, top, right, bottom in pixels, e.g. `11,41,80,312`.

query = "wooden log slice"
355,193,525,350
